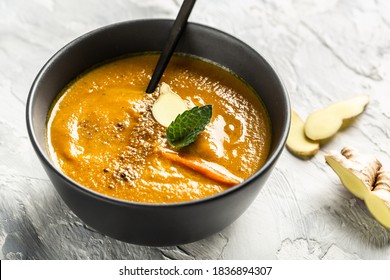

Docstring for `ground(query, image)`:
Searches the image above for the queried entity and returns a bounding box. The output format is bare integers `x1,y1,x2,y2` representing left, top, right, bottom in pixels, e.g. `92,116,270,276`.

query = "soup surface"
47,54,271,203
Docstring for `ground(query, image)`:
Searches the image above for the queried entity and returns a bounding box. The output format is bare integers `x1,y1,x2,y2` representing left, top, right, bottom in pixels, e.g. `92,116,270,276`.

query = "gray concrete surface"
1,0,390,259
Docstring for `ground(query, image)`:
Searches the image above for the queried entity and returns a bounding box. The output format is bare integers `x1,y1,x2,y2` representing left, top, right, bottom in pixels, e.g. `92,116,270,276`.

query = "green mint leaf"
166,105,212,148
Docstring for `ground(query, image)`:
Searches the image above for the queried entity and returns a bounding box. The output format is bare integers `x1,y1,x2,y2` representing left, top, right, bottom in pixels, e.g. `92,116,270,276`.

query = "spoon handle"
146,0,196,93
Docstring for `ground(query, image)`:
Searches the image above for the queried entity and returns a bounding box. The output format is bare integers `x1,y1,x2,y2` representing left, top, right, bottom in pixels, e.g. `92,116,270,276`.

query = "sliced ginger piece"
365,193,390,229
366,168,390,228
325,147,381,200
305,95,369,141
152,82,188,127
325,155,372,200
286,110,320,158
325,147,390,229
371,168,390,208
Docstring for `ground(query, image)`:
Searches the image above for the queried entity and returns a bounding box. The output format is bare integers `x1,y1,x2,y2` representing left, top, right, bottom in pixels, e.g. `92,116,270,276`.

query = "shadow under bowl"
26,19,290,246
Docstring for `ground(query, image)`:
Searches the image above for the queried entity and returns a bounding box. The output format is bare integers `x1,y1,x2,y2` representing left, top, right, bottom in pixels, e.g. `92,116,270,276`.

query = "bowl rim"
26,18,290,208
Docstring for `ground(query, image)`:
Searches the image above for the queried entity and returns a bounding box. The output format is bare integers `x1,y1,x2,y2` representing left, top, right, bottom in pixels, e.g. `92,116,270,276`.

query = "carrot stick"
159,148,243,186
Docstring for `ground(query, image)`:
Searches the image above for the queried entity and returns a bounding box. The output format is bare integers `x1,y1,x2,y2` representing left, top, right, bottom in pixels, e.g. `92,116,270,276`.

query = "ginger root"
371,168,390,208
286,110,319,158
325,147,390,228
365,168,390,228
325,147,381,199
304,95,369,141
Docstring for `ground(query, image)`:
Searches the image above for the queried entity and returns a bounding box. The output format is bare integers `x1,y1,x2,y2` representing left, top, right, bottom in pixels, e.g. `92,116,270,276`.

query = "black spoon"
146,0,197,93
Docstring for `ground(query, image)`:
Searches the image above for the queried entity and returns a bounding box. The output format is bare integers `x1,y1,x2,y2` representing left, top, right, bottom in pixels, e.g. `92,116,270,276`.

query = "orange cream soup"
47,54,271,203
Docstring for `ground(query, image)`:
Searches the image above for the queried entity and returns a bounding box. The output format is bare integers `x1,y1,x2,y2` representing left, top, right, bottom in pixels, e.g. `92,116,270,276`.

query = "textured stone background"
1,0,390,259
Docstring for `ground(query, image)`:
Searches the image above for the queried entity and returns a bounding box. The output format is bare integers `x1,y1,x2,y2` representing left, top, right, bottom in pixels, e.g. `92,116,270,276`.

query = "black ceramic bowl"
26,19,290,246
